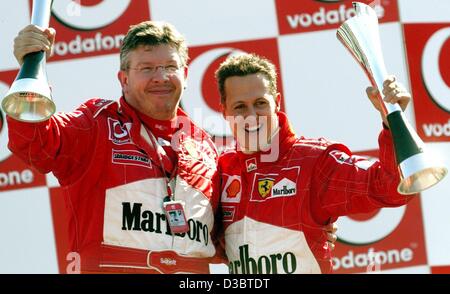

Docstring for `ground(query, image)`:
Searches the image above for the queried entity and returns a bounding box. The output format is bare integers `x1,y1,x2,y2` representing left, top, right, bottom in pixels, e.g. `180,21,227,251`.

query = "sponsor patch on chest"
250,166,300,202
108,117,132,145
112,149,152,169
222,206,236,222
221,175,242,203
108,117,131,145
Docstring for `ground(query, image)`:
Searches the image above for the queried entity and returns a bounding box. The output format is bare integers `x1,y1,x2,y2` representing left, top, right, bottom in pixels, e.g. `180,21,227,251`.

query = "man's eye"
166,65,179,72
255,101,267,106
140,67,153,73
234,105,245,110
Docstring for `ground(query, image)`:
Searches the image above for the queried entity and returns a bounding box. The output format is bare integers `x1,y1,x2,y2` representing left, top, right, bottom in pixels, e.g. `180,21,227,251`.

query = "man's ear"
183,66,189,90
220,102,226,119
183,66,189,79
118,70,128,95
275,93,281,112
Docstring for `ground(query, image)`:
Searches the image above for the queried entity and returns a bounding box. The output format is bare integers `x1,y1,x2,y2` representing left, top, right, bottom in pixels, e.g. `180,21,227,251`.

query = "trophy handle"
1,0,55,122
31,0,53,28
337,2,447,194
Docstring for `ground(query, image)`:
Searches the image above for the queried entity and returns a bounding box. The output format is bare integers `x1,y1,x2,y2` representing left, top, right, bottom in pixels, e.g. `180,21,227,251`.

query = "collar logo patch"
246,158,257,172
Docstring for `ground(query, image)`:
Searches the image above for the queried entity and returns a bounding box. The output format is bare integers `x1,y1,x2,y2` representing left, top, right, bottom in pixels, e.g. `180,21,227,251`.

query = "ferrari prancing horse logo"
258,178,275,198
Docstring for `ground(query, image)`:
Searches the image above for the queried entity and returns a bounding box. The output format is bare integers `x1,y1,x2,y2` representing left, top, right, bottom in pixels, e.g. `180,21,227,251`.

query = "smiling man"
7,21,223,273
215,53,413,274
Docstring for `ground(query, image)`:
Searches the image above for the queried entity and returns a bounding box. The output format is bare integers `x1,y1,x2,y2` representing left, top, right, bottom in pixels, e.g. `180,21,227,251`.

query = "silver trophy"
337,2,447,195
2,0,55,122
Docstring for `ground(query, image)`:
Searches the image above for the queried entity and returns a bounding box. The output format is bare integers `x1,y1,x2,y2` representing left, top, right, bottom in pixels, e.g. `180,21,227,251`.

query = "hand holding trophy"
2,0,55,122
337,2,447,195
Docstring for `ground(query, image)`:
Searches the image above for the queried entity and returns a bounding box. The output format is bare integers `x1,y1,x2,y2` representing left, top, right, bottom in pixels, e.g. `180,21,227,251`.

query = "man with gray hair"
8,21,223,274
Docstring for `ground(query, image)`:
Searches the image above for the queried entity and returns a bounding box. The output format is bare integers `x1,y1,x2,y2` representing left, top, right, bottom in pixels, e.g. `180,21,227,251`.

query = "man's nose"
243,114,258,127
151,67,169,82
245,106,257,117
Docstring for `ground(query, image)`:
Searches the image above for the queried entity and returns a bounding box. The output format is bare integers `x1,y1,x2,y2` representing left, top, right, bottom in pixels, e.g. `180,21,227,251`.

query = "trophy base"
2,78,55,122
398,152,448,195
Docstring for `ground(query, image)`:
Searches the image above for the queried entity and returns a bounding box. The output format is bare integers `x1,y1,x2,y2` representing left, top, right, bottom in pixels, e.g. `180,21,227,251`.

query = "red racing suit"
7,97,222,273
218,112,411,274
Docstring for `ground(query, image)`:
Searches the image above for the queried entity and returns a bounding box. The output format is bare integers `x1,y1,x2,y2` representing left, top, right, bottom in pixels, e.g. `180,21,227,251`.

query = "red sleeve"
210,162,228,264
7,101,98,185
311,128,412,224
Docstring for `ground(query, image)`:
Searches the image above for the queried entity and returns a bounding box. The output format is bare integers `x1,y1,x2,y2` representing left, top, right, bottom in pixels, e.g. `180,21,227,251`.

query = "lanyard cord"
143,126,178,201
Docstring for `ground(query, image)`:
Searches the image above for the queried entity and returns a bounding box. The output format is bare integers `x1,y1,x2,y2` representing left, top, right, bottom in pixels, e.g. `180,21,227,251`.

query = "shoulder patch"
220,146,237,155
83,98,117,118
293,137,334,150
219,149,238,164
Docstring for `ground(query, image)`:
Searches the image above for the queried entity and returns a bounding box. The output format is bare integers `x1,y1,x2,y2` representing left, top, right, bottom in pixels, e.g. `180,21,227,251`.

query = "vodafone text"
53,33,124,56
423,120,450,137
333,247,414,271
0,169,33,187
286,4,385,29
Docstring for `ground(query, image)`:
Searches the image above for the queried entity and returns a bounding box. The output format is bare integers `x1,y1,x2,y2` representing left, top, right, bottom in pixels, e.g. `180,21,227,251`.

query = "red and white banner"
404,23,450,142
275,0,399,35
47,0,151,62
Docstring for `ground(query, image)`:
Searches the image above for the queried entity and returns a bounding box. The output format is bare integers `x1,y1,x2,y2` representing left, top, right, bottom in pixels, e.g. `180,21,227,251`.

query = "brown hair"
215,53,278,104
120,21,188,70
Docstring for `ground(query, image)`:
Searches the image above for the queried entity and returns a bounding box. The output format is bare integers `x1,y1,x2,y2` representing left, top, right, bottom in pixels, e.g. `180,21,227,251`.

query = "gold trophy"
337,2,447,195
2,0,55,122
